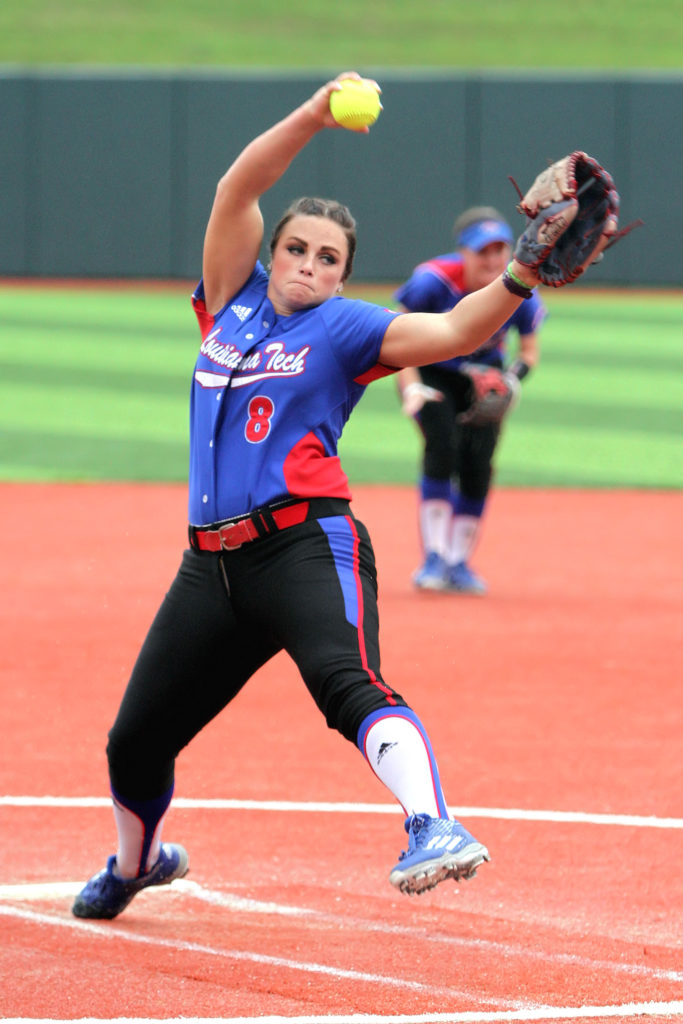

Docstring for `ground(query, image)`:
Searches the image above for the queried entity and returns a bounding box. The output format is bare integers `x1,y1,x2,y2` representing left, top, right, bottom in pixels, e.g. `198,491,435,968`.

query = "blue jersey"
394,253,546,372
189,262,399,525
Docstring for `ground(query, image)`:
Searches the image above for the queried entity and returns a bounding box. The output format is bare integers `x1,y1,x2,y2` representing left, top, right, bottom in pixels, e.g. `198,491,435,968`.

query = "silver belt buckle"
218,519,251,550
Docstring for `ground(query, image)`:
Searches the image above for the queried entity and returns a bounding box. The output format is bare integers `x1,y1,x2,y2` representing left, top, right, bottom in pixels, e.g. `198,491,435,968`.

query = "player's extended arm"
512,330,540,377
382,151,629,370
202,74,370,315
380,266,536,369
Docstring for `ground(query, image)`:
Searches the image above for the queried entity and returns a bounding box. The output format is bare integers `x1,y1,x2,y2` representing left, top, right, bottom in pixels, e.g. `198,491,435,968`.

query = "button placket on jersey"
205,312,276,514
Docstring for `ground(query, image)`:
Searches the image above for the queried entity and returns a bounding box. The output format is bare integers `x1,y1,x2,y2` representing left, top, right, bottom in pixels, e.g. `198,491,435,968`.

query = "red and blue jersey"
394,253,546,372
189,262,399,526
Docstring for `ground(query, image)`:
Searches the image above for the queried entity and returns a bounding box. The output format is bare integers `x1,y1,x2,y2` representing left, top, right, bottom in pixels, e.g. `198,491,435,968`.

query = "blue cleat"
412,552,449,590
389,814,489,895
447,560,487,595
72,843,189,919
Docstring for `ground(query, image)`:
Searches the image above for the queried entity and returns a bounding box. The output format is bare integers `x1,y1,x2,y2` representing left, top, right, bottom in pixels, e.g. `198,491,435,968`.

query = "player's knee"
459,469,492,501
106,726,174,796
327,686,408,745
424,451,453,480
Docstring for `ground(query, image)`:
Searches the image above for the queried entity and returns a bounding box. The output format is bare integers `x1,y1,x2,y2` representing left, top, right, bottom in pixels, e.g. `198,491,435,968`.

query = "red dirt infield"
1,482,681,1022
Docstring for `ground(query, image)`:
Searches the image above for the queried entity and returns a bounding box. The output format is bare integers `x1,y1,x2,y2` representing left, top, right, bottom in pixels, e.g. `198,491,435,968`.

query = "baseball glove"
512,151,632,287
456,363,520,426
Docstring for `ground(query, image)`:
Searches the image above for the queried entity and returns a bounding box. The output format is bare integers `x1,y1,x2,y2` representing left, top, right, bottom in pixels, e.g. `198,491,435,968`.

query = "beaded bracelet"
502,264,535,300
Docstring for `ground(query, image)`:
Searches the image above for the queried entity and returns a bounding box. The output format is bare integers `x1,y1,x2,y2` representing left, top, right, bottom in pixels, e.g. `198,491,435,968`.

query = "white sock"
113,800,165,878
419,499,451,559
362,714,447,818
448,514,481,565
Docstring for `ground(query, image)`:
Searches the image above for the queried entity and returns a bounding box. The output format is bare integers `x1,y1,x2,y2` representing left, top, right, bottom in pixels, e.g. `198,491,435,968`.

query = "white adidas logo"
230,304,252,322
426,835,465,852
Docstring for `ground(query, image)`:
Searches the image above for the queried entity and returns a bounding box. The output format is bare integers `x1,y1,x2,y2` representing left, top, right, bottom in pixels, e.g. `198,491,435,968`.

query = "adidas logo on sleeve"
231,304,252,322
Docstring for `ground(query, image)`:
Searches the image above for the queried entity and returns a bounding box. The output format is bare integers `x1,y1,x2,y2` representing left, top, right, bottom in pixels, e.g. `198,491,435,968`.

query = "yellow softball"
329,79,382,130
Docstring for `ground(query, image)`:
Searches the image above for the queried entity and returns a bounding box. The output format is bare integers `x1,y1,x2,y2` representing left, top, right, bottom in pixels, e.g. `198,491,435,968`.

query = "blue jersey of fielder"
394,253,546,372
189,262,399,526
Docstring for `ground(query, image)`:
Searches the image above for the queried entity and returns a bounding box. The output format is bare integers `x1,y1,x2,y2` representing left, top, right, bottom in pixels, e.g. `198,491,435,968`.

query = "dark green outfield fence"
1,70,681,285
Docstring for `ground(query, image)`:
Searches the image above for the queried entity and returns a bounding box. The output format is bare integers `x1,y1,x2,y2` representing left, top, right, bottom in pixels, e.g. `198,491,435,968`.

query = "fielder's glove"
456,363,521,426
511,151,639,287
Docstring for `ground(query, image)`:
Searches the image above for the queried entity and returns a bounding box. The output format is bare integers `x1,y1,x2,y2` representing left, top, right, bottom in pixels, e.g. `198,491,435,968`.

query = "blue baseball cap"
457,218,514,251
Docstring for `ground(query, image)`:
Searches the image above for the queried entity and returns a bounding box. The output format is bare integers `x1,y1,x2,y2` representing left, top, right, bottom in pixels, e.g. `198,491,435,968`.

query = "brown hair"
269,197,357,281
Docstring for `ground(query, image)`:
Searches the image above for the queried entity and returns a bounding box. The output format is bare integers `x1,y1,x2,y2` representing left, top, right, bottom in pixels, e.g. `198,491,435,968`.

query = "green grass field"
4,0,682,68
1,284,680,489
2,5,680,491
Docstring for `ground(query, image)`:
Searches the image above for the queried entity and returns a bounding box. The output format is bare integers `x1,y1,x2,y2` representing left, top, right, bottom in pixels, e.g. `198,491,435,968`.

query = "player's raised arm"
201,73,374,316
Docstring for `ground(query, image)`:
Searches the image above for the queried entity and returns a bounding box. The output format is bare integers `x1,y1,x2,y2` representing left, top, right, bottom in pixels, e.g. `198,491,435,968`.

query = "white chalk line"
2,1001,683,1022
0,901,520,1010
1,795,681,829
1,878,681,986
2,799,681,1015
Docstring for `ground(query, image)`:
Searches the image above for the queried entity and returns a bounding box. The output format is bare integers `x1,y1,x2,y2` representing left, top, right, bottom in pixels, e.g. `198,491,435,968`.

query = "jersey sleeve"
318,296,400,379
191,262,269,338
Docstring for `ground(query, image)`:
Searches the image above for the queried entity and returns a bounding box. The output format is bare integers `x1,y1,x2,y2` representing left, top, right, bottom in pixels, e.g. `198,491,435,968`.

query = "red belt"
191,497,311,548
189,498,350,553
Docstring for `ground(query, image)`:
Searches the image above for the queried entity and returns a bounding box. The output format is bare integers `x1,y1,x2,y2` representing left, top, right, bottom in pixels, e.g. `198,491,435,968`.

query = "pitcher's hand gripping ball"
329,79,382,130
511,151,640,287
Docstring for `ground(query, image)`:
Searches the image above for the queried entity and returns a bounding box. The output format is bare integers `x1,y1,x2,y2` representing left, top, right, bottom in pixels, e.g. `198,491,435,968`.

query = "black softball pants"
417,365,501,500
106,514,407,801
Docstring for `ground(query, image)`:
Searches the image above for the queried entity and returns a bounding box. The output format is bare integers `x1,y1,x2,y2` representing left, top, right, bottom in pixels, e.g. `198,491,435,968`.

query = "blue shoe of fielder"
412,552,449,591
72,843,189,919
389,814,490,895
447,560,487,595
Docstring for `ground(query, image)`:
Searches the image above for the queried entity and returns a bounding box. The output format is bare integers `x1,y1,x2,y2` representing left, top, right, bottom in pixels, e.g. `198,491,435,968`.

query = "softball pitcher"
71,74,621,919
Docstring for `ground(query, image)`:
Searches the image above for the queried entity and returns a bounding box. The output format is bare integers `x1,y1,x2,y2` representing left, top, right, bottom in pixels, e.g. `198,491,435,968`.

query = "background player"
70,74,600,920
395,207,547,594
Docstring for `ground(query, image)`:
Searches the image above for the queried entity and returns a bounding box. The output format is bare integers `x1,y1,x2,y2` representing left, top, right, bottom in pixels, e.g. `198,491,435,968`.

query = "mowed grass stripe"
0,360,190,399
6,0,683,68
497,424,682,488
0,429,188,482
0,286,681,488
